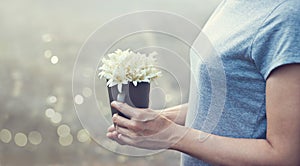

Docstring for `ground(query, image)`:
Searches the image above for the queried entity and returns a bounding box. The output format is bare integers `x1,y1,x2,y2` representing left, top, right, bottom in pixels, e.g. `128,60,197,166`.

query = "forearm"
160,103,188,125
171,127,297,166
170,65,300,166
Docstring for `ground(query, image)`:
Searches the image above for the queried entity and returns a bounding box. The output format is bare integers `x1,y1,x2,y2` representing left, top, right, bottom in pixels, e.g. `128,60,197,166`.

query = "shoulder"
254,0,300,40
250,0,300,79
266,0,300,25
276,0,300,13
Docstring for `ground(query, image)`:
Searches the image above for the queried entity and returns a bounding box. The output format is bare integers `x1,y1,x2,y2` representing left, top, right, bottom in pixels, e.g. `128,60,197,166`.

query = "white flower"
98,49,162,92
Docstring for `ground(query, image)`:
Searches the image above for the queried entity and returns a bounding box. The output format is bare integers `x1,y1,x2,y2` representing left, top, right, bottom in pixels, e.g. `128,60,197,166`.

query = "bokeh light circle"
28,131,42,145
59,134,73,146
14,132,28,147
77,129,91,143
57,124,71,137
0,129,12,143
51,112,62,124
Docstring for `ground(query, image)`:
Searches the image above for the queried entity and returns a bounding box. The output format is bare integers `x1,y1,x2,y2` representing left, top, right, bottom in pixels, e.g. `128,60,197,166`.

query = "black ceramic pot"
107,82,150,119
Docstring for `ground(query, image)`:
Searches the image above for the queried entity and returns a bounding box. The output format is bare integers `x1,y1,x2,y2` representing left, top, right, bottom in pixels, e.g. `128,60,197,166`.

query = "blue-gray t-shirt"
183,0,300,165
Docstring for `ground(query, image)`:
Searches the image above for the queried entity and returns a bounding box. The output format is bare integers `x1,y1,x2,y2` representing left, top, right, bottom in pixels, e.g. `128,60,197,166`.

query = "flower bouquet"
98,49,161,118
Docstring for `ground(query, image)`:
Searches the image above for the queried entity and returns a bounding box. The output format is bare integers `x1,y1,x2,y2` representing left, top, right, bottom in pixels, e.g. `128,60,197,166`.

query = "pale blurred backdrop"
0,0,220,165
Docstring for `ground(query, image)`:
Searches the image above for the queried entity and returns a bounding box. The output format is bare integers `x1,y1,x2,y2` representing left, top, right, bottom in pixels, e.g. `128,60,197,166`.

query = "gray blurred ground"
0,0,220,165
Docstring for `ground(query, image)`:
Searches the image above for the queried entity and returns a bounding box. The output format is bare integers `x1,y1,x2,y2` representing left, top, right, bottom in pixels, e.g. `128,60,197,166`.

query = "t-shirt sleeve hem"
262,56,300,80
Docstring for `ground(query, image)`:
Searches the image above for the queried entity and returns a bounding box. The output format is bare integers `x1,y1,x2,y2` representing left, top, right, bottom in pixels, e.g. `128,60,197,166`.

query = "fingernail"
111,101,121,108
113,113,118,118
118,134,122,139
112,114,118,123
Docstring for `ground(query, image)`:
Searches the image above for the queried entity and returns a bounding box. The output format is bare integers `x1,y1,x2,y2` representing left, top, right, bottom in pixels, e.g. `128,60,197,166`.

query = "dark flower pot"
107,82,150,119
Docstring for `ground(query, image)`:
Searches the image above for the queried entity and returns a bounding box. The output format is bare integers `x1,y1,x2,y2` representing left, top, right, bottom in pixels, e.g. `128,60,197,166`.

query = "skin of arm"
107,64,300,165
171,64,300,165
159,103,188,126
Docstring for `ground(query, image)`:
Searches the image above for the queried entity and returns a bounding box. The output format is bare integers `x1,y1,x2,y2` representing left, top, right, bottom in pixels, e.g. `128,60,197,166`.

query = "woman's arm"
159,103,188,126
108,64,300,165
171,64,300,165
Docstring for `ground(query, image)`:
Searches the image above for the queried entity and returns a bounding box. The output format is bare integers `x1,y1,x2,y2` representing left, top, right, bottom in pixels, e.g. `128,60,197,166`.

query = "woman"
107,0,300,165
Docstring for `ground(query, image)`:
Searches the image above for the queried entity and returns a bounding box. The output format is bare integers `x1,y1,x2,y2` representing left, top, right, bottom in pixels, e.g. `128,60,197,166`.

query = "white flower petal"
98,49,161,86
133,81,137,86
117,84,122,93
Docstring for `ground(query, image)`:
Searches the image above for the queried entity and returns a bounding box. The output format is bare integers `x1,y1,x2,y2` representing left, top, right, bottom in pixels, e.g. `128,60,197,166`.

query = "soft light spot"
44,50,52,58
28,131,42,145
59,134,73,146
82,87,92,98
117,155,128,163
165,94,173,103
51,112,62,124
50,56,59,64
146,156,154,161
42,34,52,42
12,80,22,97
82,68,93,78
47,96,57,104
74,94,84,105
57,124,70,137
11,71,21,80
77,129,91,143
45,108,55,118
0,129,12,143
14,132,27,147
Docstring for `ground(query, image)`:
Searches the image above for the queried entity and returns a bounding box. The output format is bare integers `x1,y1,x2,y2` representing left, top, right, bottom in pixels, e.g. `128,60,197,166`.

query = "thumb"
111,101,137,119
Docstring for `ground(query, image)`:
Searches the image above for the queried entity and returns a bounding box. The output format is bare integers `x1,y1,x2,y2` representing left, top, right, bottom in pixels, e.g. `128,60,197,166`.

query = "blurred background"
0,0,220,165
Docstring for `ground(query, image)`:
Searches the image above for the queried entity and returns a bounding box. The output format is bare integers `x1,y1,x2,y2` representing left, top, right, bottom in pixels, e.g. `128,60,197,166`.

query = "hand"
106,101,188,150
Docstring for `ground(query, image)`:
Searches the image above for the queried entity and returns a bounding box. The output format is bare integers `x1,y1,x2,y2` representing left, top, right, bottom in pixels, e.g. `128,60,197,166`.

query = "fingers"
117,134,136,146
106,125,118,140
106,130,118,140
107,124,115,132
112,113,130,128
106,118,184,150
108,102,178,149
111,101,136,118
106,125,126,145
111,101,158,122
116,125,144,138
112,113,145,132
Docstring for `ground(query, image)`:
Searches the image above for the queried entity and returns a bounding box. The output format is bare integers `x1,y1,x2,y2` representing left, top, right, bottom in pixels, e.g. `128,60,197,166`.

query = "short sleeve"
251,0,300,80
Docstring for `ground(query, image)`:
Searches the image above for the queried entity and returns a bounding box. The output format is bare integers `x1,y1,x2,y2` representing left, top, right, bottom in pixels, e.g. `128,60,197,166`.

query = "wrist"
159,104,187,125
169,125,191,150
